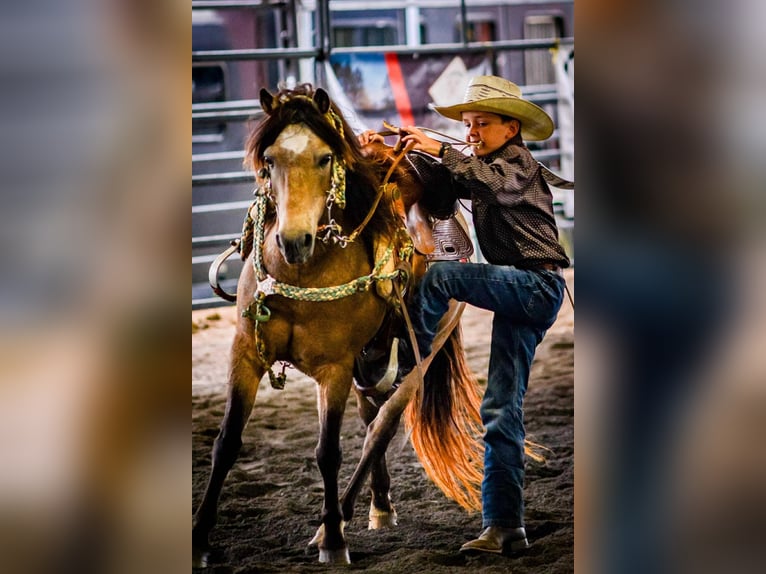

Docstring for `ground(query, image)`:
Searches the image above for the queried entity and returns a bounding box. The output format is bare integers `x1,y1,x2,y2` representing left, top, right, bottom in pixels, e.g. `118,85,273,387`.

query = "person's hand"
399,126,441,157
358,130,384,146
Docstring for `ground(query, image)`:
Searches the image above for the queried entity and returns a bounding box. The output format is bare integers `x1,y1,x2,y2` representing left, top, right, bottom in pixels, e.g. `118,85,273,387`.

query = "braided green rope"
241,187,408,389
330,158,347,209
251,192,268,281
267,244,398,302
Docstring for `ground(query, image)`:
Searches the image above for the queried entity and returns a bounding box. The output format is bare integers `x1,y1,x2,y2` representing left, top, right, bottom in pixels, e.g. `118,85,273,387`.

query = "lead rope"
565,283,575,310
245,187,288,389
393,278,424,454
380,120,479,152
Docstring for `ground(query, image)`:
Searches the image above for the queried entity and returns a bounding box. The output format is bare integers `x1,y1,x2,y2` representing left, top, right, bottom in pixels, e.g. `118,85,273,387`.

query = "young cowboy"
360,75,569,555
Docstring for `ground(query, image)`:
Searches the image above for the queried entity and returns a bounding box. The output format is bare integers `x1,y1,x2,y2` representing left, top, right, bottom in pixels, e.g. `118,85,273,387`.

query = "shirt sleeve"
441,145,539,207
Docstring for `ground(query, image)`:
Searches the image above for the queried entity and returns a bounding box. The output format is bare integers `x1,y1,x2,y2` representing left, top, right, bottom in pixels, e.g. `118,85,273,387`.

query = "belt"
537,262,560,272
522,262,563,276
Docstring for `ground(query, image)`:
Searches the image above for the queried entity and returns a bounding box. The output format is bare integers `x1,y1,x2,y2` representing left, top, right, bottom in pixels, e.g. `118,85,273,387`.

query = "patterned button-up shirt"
441,138,570,268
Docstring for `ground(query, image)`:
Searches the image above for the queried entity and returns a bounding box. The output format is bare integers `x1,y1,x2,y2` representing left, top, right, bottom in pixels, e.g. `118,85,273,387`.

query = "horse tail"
403,324,548,511
404,324,484,511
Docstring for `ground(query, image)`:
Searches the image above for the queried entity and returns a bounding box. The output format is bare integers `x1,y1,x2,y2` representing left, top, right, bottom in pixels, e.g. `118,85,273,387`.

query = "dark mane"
244,84,397,247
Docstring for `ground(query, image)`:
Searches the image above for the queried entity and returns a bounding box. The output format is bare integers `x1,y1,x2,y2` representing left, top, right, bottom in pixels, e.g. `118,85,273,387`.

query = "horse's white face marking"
263,123,334,265
275,124,311,155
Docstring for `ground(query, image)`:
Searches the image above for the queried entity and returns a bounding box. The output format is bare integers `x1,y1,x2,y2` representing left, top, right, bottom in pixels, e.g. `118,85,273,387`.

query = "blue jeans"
409,261,565,528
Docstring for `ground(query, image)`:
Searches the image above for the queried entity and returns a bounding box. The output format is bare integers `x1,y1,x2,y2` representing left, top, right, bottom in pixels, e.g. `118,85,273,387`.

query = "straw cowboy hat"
432,75,554,141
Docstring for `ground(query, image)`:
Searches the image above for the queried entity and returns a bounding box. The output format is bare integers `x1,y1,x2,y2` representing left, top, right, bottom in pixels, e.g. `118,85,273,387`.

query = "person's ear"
506,118,520,139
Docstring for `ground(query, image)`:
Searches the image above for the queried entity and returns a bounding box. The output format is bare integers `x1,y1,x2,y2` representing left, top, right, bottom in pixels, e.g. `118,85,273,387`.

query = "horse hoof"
308,520,346,547
308,524,324,547
319,547,351,564
368,505,398,529
192,546,211,568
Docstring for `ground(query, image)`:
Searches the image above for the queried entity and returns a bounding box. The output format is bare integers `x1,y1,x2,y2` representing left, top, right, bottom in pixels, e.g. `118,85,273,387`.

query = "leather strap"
393,278,425,399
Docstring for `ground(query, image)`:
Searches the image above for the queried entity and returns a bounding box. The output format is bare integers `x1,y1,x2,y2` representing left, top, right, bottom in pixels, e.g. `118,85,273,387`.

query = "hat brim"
432,97,554,141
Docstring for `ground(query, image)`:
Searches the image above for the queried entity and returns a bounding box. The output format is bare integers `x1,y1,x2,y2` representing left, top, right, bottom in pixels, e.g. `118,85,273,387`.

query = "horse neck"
366,144,424,209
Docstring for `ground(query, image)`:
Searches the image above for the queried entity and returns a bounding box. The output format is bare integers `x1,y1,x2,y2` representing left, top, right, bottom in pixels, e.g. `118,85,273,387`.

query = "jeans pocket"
524,288,545,321
525,275,565,327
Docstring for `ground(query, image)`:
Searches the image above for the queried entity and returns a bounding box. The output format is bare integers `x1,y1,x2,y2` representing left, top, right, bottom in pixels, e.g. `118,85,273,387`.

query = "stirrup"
425,214,473,262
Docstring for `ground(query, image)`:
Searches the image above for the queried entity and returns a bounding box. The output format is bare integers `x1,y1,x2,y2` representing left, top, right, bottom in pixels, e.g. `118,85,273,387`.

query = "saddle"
403,152,474,263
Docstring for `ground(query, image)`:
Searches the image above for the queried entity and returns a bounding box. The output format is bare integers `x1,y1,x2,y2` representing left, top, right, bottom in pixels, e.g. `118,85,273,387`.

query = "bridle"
236,97,415,389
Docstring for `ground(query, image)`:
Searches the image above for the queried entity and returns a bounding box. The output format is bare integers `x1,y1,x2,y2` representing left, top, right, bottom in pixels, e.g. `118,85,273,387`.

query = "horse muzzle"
276,230,315,264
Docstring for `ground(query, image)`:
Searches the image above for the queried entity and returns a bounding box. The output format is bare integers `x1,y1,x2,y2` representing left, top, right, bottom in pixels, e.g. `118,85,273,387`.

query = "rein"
317,139,415,247
379,120,480,152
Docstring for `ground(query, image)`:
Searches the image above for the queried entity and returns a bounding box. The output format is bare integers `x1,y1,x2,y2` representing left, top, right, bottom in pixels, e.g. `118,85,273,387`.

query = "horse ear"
313,88,331,114
260,88,275,115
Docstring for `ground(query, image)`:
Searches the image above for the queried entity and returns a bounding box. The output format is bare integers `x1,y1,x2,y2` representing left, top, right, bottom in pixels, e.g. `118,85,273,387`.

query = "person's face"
461,111,519,156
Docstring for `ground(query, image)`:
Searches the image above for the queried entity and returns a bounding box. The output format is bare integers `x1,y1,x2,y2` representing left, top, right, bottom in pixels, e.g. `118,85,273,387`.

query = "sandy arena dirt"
193,269,573,573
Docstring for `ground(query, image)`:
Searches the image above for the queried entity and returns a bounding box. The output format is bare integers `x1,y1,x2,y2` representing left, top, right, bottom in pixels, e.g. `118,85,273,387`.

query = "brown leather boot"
459,526,530,555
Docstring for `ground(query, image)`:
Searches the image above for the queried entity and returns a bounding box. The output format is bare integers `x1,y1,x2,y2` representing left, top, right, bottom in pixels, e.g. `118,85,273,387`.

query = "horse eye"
318,154,332,168
263,156,274,168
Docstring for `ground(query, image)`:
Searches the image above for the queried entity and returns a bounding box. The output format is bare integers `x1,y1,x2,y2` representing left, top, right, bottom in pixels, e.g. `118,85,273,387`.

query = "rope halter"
239,90,412,389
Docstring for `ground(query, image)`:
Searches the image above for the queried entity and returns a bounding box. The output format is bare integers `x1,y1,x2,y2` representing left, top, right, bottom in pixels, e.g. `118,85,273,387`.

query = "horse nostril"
275,234,283,249
302,234,312,248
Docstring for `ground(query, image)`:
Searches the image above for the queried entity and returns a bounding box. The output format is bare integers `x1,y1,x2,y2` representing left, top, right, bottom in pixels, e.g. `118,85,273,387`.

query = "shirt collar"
479,136,523,163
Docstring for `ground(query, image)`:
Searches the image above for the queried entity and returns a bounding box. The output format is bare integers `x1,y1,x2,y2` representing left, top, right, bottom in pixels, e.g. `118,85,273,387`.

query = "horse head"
251,86,348,265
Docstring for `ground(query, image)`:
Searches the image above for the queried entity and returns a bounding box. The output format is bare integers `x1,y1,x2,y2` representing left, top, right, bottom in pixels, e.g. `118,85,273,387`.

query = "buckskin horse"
192,84,485,565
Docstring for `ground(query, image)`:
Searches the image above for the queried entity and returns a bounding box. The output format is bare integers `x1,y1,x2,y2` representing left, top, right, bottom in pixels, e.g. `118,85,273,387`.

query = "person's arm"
441,146,538,207
400,126,539,206
398,126,441,157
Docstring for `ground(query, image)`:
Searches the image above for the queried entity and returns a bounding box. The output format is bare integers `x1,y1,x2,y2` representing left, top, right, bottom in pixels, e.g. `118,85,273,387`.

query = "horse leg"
339,302,465,523
339,363,422,525
354,389,399,529
193,329,263,551
309,367,353,564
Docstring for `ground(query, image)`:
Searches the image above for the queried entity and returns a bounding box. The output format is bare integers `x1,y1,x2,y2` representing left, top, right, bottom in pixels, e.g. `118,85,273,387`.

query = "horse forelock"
245,85,399,245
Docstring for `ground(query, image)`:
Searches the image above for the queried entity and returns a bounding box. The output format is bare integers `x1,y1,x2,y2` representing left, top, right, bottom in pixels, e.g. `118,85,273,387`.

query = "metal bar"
192,297,231,310
192,99,261,112
523,92,559,105
459,0,469,46
483,37,575,50
531,149,563,162
192,1,286,9
314,0,330,86
318,0,573,9
192,200,253,213
193,38,572,63
192,47,319,62
193,110,262,122
192,150,246,163
318,0,330,58
330,37,573,56
192,172,253,186
192,233,240,246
